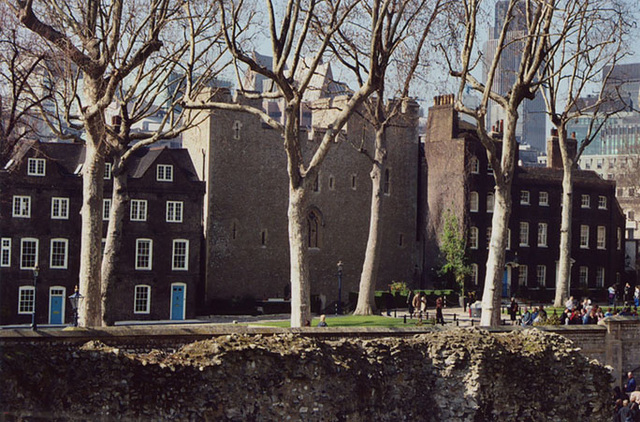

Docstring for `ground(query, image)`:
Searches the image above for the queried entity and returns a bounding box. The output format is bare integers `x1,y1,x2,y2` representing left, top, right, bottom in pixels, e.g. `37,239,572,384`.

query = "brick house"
0,141,204,325
423,95,626,301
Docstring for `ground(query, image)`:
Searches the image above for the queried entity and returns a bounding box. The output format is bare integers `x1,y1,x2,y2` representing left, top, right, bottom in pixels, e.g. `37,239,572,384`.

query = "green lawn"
252,314,433,328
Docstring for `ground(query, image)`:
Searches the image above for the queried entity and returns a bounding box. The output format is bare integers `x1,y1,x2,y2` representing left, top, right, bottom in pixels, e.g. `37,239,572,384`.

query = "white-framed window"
598,195,607,209
486,227,492,249
1,238,11,267
49,238,68,269
103,199,111,221
596,267,605,287
130,199,148,222
518,265,528,286
104,162,112,180
597,226,606,249
51,197,69,220
520,190,530,205
469,227,479,249
536,265,547,287
166,201,184,223
470,192,479,212
20,238,38,269
157,164,174,182
471,264,479,285
134,285,151,314
470,157,480,174
579,266,588,286
13,196,31,218
18,286,35,314
27,158,46,176
135,239,153,270
580,225,589,249
519,222,529,246
537,223,548,247
486,193,494,213
581,194,590,208
172,239,189,271
539,191,549,206
618,227,622,250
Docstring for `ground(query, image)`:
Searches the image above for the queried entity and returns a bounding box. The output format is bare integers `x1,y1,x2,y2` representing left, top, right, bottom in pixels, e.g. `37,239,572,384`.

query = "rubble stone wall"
0,328,612,421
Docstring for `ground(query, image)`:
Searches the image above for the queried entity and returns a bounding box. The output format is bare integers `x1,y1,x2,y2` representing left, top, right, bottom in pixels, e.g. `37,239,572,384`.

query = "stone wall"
0,328,612,421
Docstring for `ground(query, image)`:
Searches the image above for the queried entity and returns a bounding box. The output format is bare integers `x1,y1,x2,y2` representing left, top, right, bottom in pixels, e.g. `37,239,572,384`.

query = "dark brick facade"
0,142,204,325
424,96,626,301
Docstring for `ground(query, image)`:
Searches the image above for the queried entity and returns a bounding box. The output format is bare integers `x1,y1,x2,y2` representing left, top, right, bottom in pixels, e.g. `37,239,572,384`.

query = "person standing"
412,292,422,320
627,372,637,394
509,297,519,326
436,296,445,325
407,290,415,318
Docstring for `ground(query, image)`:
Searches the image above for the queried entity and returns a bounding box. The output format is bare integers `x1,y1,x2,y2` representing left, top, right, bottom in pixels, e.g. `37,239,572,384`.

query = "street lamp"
68,286,84,327
31,266,39,331
336,261,343,315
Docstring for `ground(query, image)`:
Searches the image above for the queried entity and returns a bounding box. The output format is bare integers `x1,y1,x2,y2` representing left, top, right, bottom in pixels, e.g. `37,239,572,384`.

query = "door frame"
170,282,187,321
48,286,66,325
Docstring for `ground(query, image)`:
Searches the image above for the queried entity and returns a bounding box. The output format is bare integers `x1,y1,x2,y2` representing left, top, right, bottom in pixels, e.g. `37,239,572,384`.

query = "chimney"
546,128,577,169
425,94,459,142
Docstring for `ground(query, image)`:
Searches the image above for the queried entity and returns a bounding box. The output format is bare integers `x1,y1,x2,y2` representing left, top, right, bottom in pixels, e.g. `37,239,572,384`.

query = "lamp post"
68,286,84,327
31,266,39,331
337,261,343,315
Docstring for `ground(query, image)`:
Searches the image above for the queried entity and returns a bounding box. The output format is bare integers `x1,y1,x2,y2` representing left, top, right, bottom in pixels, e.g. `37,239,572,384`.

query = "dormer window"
157,164,173,182
27,158,46,176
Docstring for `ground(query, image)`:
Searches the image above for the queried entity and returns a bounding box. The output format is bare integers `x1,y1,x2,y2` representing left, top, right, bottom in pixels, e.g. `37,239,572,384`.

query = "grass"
251,314,433,328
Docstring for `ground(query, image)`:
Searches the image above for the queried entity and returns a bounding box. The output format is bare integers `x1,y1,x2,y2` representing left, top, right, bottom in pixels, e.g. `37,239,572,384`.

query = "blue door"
171,284,185,321
502,269,509,298
49,287,65,324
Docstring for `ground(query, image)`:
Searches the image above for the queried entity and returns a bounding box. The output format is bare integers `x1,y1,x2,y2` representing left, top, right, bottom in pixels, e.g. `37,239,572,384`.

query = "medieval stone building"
423,95,626,301
183,89,421,310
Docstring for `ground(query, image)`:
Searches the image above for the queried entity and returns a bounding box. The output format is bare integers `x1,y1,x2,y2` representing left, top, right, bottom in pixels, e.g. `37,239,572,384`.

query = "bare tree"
184,0,411,327
448,0,555,326
328,0,452,315
539,0,631,307
13,0,182,326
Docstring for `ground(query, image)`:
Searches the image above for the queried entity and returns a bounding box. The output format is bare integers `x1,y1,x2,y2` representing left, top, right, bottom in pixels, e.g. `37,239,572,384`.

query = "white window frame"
51,197,70,220
134,285,151,314
470,192,479,212
486,227,492,249
20,238,38,269
470,157,480,174
469,227,479,249
103,199,112,221
518,265,528,286
596,267,605,288
27,158,46,176
580,225,590,249
520,190,530,205
135,239,153,270
130,199,148,222
519,222,529,247
13,196,31,218
486,193,494,213
166,201,184,223
49,238,69,269
598,195,607,209
172,239,189,271
18,286,35,314
537,265,547,288
1,238,11,267
157,164,174,182
597,226,606,249
581,194,590,208
539,191,549,206
104,162,112,180
471,264,479,285
537,223,548,247
579,266,588,286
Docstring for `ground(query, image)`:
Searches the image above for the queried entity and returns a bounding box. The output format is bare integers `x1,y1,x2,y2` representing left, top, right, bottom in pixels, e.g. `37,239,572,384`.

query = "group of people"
609,283,640,308
407,290,445,324
508,298,549,326
613,372,640,421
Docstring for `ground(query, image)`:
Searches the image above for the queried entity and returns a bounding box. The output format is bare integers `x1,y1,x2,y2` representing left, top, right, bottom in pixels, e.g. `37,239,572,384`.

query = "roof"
517,166,614,187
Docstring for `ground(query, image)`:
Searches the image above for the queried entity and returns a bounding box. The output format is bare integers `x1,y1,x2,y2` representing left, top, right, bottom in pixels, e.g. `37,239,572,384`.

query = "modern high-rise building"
482,1,547,154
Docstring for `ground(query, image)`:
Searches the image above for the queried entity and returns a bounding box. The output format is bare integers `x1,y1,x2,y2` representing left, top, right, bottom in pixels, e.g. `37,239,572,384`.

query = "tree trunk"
354,127,386,315
554,127,574,307
101,155,129,326
288,186,312,327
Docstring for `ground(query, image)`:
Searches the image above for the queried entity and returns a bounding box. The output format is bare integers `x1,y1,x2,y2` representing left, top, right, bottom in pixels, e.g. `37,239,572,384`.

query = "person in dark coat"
406,290,415,318
436,297,445,325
